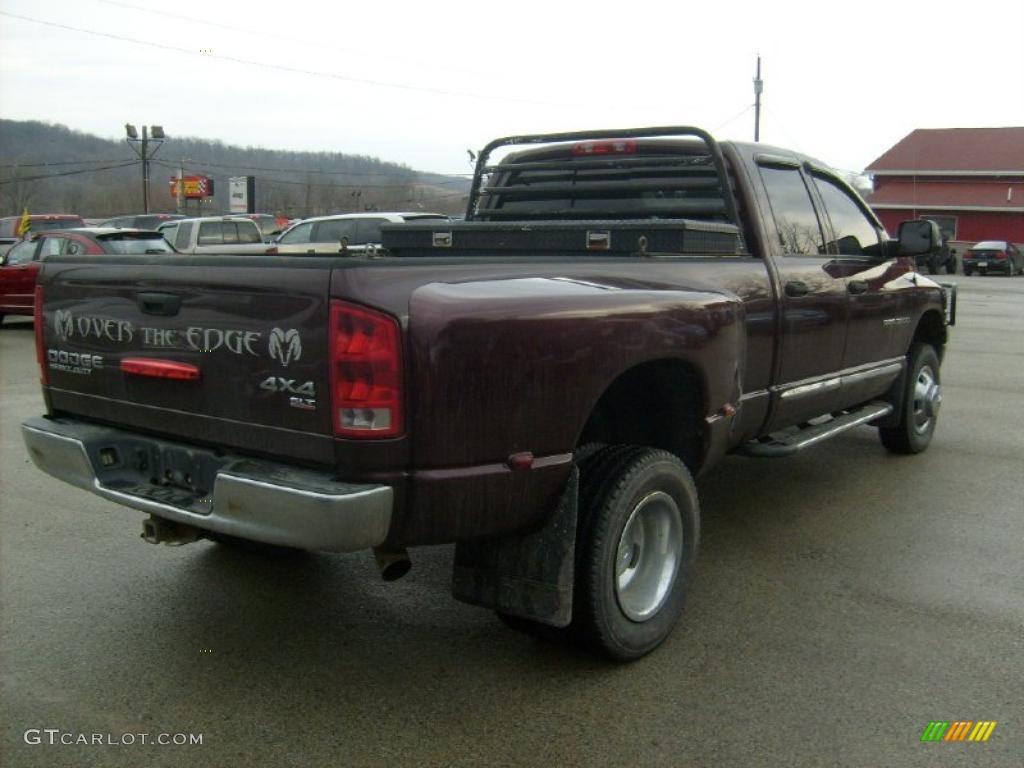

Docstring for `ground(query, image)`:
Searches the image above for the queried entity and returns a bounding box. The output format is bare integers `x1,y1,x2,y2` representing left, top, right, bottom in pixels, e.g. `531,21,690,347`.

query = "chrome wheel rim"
912,365,941,435
614,491,683,622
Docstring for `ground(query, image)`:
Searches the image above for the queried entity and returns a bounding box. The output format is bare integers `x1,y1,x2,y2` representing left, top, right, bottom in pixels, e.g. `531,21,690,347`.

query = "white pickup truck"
157,216,272,255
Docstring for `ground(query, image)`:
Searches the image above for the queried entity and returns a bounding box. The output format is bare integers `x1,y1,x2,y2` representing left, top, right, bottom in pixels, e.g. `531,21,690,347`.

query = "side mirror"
0,254,7,267
898,219,941,257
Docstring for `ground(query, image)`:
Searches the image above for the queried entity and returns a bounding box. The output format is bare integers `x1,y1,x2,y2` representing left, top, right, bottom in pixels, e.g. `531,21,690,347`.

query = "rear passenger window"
237,223,261,244
758,166,825,256
317,220,357,243
812,174,882,257
354,218,387,244
197,222,223,245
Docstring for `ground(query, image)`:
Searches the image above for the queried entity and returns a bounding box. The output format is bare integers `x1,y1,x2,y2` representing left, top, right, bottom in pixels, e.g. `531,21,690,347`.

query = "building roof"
866,128,1024,174
868,180,1024,211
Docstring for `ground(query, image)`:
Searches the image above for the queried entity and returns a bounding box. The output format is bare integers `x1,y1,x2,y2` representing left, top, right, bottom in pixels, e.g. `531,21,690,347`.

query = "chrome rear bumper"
21,416,393,552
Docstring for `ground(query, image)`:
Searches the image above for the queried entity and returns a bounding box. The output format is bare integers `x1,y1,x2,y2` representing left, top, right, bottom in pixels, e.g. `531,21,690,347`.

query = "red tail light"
34,285,48,385
329,300,404,438
121,358,201,380
995,251,1007,260
573,139,638,156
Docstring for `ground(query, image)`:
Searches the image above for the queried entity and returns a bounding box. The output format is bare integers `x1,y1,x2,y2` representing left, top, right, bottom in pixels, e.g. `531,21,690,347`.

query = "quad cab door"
808,169,910,406
756,158,849,428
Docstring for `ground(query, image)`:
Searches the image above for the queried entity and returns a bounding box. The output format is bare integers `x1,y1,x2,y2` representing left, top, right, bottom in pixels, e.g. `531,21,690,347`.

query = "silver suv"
273,212,449,254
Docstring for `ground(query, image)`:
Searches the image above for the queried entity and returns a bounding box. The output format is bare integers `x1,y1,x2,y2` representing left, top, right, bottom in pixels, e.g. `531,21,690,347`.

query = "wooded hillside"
0,120,469,218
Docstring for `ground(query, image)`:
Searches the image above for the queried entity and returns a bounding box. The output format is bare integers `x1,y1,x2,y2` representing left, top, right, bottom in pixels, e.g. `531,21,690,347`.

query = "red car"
0,228,173,322
0,214,86,256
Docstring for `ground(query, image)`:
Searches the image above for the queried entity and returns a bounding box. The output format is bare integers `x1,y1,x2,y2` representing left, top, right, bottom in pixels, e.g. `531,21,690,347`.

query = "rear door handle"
847,279,869,295
784,280,809,298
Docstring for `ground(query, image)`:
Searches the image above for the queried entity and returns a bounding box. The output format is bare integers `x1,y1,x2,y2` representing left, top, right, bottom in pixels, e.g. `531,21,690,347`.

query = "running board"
738,402,894,458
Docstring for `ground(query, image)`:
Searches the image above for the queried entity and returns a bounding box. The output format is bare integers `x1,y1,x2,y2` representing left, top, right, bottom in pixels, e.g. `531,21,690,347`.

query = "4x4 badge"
268,328,301,367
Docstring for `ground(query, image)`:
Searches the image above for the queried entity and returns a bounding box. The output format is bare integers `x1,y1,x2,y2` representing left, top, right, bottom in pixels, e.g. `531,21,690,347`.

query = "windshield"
99,236,174,254
31,218,84,232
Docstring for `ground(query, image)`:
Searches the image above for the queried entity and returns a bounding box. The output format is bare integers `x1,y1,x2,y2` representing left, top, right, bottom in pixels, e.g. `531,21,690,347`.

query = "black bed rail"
466,126,740,226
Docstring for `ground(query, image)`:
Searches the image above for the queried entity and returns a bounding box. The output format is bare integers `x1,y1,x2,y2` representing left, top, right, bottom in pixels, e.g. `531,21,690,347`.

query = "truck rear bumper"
21,416,393,552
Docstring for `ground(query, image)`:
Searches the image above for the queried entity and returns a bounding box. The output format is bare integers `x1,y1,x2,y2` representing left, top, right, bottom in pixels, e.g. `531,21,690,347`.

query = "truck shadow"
0,318,34,331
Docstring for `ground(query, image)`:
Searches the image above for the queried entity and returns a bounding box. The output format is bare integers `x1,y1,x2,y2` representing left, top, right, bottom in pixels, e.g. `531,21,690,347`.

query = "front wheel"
879,343,942,454
573,447,700,661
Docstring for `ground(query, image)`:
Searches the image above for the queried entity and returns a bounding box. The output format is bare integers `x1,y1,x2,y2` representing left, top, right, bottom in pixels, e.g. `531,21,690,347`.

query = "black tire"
573,447,700,661
963,267,972,277
879,343,942,454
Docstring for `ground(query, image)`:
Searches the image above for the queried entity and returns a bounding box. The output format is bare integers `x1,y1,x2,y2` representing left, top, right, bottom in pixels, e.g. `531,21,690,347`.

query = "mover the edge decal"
51,311,302,367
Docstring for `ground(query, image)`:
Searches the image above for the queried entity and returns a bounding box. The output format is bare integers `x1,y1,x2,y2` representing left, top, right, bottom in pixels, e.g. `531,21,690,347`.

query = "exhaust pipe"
141,515,201,546
373,546,411,581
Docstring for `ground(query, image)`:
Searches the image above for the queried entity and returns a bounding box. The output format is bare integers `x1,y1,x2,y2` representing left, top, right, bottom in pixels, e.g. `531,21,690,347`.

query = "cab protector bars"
465,125,740,227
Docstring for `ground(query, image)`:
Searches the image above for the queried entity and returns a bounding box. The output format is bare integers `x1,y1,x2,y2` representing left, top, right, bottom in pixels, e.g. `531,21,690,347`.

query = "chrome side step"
738,401,894,458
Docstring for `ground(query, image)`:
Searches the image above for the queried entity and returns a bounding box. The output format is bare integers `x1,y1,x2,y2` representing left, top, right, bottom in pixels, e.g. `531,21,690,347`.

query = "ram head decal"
268,328,302,367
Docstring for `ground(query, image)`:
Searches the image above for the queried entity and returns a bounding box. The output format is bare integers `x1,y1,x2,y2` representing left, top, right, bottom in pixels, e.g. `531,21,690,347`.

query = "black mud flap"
452,468,578,628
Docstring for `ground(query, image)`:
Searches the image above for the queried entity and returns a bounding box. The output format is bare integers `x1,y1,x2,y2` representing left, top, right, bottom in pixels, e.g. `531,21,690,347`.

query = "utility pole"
177,159,186,215
125,123,165,213
753,56,763,143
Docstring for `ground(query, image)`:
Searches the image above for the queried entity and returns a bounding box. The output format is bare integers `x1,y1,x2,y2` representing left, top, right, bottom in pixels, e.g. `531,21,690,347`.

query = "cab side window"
758,166,825,256
197,222,224,245
812,174,883,257
41,237,65,259
174,222,193,251
4,240,36,265
278,222,313,244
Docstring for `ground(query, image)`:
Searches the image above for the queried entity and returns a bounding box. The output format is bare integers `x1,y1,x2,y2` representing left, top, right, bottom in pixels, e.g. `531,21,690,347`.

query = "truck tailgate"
40,257,334,463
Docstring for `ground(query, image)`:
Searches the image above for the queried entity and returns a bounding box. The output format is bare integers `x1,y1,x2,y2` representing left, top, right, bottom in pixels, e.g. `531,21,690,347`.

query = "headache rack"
466,126,741,226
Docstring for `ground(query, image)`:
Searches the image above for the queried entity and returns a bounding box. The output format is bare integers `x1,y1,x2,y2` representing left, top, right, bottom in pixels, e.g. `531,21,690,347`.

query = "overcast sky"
1,0,1021,177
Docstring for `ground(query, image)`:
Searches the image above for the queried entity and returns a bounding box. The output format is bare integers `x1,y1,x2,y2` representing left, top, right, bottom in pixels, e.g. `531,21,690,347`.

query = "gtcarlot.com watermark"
24,729,203,747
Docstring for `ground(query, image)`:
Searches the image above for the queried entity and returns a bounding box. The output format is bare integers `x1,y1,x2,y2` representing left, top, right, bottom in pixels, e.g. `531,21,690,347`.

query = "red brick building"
865,127,1024,248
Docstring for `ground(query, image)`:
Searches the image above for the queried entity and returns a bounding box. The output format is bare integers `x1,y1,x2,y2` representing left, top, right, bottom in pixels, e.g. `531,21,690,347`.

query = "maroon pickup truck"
22,127,955,660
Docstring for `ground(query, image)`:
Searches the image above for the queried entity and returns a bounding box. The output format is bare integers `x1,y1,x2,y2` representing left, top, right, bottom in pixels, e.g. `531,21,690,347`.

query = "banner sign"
229,176,256,214
170,175,214,199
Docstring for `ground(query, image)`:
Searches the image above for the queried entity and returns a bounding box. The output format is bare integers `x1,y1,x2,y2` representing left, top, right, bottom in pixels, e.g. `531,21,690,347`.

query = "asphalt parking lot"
1,276,1022,768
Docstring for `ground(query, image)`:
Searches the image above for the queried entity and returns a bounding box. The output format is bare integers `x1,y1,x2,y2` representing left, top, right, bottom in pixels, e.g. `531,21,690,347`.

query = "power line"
0,161,139,185
91,0,479,77
0,157,134,168
155,155,471,181
0,10,580,109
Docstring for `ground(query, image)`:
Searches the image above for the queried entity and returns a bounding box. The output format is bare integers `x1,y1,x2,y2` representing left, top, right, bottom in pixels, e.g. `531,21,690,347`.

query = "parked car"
962,240,1023,276
156,216,271,255
0,214,86,257
98,213,185,230
0,228,172,322
21,126,954,661
272,212,450,254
